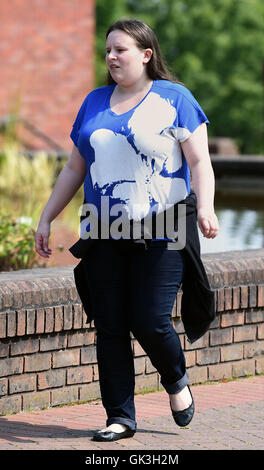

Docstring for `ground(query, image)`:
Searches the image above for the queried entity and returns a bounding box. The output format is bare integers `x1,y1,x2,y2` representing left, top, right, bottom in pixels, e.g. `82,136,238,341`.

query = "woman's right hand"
35,221,52,258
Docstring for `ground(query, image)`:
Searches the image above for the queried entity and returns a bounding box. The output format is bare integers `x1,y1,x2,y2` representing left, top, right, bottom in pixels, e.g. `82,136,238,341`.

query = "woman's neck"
115,76,153,97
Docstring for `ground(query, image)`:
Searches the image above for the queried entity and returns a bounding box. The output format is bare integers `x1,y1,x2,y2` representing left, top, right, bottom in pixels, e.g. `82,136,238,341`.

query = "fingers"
198,214,219,239
35,232,52,258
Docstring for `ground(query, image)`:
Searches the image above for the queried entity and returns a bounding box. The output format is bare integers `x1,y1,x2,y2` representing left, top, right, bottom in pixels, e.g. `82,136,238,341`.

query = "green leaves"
95,0,264,153
0,214,36,271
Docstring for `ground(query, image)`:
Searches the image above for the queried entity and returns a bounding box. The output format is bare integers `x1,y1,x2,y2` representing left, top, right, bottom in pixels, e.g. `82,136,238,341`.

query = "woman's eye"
106,48,126,54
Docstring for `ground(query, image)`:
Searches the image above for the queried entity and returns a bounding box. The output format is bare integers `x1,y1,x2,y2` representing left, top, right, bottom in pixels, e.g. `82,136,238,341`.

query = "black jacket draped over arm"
69,190,215,344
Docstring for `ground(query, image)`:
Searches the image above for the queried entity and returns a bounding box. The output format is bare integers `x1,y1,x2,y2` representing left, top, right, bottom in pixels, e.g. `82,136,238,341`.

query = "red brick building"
0,0,95,151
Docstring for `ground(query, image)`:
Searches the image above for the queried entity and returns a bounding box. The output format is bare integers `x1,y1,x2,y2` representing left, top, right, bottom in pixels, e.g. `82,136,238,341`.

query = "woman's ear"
143,48,153,64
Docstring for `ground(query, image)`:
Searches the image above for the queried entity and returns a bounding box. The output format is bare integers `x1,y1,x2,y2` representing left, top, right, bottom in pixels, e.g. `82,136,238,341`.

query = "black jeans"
83,239,188,432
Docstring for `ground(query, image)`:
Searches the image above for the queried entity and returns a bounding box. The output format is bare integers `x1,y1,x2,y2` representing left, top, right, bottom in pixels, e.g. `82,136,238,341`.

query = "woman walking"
35,18,219,442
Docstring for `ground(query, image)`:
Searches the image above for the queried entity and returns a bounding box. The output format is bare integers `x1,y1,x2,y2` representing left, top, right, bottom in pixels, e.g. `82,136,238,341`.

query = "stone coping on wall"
0,249,264,312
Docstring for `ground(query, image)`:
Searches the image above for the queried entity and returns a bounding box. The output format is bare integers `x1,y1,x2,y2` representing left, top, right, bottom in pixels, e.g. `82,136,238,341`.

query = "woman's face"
106,29,152,87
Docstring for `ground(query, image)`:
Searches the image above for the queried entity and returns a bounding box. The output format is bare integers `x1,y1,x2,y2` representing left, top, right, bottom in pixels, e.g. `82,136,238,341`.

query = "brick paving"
0,375,263,451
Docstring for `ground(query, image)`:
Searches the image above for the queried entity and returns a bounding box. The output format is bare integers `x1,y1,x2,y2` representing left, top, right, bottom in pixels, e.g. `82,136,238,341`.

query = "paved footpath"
0,375,263,451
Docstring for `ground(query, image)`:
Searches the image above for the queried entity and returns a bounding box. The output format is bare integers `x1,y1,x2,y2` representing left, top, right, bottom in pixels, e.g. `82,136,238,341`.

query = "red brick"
30,283,42,306
224,287,232,310
208,363,232,381
256,356,264,374
0,357,23,377
232,359,255,377
0,378,8,396
145,357,156,374
257,285,264,307
54,306,63,332
16,281,32,306
53,349,80,368
50,280,67,304
217,288,225,312
134,357,145,375
40,333,67,352
79,381,100,402
24,352,51,372
40,282,53,305
67,330,95,348
233,325,257,342
210,328,232,346
185,350,196,367
63,305,73,330
81,345,97,364
0,395,21,414
249,285,257,307
258,324,264,339
245,310,264,324
17,309,26,336
221,311,244,327
38,369,65,389
50,386,79,407
243,340,264,358
67,365,93,384
232,286,240,310
196,347,220,365
5,281,23,308
0,285,13,308
11,337,39,356
220,344,243,362
133,341,146,357
135,373,159,392
9,374,36,394
45,307,54,333
0,313,6,338
240,286,248,308
22,391,50,412
36,308,45,334
7,311,16,337
187,366,208,385
73,304,83,329
173,319,185,334
26,308,35,334
0,340,9,358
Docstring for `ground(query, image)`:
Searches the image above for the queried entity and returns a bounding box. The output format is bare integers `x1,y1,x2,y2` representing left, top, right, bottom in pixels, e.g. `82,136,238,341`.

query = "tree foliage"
96,0,264,154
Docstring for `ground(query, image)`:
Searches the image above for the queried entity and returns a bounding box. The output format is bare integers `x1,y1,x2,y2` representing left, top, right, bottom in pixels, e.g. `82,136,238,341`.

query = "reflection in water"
200,195,264,254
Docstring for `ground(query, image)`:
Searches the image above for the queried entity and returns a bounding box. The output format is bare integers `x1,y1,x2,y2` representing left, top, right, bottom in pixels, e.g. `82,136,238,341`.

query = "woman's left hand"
197,208,219,239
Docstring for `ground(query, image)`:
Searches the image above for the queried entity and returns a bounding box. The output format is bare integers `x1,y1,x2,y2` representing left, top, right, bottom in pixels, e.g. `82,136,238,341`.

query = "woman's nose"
107,50,117,60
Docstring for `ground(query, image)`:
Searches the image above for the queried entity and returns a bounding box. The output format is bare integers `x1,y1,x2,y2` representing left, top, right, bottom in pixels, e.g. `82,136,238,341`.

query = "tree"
96,0,264,154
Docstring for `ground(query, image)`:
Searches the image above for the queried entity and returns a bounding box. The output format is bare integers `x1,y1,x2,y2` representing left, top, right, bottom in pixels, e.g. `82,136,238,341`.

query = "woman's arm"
35,144,87,258
180,123,219,239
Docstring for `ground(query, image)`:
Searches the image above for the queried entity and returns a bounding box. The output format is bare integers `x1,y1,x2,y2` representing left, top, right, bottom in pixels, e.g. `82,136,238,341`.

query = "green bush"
0,214,37,271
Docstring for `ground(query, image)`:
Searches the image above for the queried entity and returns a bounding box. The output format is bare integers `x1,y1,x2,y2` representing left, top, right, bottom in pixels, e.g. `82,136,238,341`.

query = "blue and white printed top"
70,79,209,237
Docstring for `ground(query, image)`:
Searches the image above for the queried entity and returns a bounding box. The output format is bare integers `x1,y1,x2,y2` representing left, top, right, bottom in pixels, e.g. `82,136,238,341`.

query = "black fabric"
69,190,216,343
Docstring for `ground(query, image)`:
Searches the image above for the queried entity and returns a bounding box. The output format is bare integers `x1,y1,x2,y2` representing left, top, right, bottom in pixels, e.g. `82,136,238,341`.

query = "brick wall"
0,250,264,416
0,0,95,151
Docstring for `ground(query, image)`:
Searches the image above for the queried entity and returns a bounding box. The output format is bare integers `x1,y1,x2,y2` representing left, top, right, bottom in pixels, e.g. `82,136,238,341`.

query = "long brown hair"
105,18,182,85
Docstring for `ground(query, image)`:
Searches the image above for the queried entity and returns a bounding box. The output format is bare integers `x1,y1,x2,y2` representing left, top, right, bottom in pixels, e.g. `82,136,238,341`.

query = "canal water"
199,193,264,254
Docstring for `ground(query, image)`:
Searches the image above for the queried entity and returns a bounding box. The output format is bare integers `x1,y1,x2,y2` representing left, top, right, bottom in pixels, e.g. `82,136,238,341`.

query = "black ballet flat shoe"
92,427,135,442
170,385,195,427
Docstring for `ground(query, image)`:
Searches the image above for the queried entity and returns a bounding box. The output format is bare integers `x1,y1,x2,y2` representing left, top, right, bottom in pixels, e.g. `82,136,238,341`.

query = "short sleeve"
70,96,89,147
176,90,209,143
